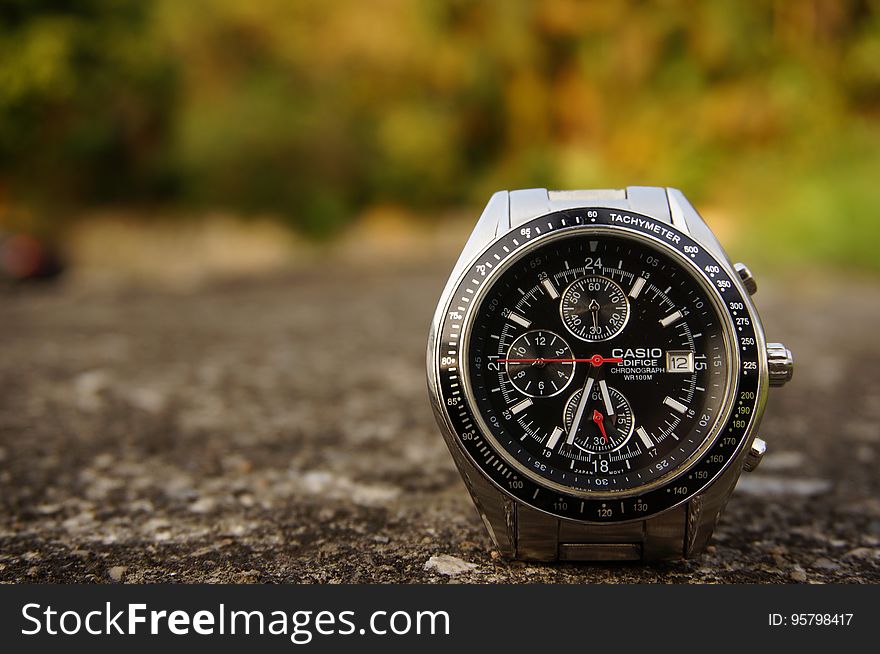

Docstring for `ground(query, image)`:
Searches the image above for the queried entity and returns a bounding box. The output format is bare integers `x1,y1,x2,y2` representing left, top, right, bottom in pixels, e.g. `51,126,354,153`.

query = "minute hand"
566,373,596,445
599,379,615,417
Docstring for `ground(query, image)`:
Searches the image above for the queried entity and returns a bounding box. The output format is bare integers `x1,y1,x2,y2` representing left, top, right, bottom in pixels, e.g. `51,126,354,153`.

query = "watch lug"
685,442,750,555
442,434,517,558
430,191,510,335
627,186,675,226
447,190,509,284
515,504,559,561
508,188,552,228
666,188,733,267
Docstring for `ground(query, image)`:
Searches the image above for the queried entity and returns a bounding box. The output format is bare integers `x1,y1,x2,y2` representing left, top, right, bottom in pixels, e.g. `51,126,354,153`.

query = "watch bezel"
429,206,768,525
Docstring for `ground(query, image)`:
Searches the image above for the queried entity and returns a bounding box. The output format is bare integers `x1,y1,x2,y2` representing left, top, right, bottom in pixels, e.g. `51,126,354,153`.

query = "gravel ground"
1,261,879,583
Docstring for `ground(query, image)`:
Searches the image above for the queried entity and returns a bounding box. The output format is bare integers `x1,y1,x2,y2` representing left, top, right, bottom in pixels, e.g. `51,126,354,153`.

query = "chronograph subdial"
560,275,629,342
562,384,634,453
503,330,575,397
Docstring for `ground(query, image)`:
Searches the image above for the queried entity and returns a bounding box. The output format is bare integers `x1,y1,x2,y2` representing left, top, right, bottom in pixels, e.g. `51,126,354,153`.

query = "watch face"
432,208,764,523
466,231,729,494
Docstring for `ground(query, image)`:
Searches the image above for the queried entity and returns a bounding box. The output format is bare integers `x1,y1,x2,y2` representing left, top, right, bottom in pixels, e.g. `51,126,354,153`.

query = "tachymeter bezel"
432,207,766,524
464,226,737,498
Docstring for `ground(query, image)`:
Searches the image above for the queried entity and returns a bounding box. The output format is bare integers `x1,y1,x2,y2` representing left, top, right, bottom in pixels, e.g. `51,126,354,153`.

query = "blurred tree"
0,0,178,227
1,0,879,263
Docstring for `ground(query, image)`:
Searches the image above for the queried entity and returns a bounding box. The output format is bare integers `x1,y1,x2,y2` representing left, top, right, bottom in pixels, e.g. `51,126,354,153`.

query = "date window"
666,350,694,373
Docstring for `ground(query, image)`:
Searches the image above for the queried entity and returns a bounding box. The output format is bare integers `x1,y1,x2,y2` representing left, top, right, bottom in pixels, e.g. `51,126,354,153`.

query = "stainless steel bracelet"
516,503,688,562
508,186,687,233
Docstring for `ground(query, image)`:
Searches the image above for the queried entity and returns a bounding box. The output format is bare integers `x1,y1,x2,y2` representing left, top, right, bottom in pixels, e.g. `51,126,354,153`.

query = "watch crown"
767,343,794,387
743,437,766,472
734,262,757,295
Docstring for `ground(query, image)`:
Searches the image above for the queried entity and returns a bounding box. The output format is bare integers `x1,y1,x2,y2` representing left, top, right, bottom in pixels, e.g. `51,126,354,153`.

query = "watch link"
427,187,793,561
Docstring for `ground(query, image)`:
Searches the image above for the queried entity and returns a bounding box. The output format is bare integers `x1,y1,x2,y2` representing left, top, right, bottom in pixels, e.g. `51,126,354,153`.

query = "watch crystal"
466,233,730,494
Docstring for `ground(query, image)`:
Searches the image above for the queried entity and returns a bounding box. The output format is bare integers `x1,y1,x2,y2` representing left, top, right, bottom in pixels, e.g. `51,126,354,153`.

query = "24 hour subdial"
560,275,630,342
503,330,575,397
563,384,634,453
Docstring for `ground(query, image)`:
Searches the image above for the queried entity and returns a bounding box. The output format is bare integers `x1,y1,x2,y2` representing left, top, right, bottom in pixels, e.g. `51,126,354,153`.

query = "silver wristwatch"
427,187,793,561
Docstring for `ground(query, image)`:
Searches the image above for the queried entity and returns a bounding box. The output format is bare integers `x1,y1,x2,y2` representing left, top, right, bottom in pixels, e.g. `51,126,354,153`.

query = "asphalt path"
1,264,878,582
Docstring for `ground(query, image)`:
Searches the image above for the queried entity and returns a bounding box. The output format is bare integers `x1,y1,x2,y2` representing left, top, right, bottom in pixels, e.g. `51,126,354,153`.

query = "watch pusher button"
743,437,766,472
767,343,794,387
734,262,758,295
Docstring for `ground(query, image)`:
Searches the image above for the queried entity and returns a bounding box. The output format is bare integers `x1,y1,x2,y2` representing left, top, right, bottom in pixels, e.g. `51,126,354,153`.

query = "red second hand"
496,355,622,366
592,409,610,443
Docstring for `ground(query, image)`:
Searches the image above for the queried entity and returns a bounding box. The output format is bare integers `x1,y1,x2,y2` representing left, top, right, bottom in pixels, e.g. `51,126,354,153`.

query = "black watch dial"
466,232,731,494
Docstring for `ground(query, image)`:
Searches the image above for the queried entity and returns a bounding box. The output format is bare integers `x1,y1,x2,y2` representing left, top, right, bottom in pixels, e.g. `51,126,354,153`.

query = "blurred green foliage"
0,0,177,207
0,0,879,267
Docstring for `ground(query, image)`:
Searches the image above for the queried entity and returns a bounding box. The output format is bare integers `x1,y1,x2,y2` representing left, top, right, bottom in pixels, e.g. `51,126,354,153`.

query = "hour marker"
663,396,689,414
589,240,598,252
636,426,654,449
508,312,531,328
546,426,564,449
542,278,560,299
629,277,647,299
659,310,684,328
511,398,533,415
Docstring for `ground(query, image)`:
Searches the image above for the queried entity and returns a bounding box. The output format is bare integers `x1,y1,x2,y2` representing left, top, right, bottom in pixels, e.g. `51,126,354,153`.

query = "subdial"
563,384,634,453
560,275,630,342
503,330,575,397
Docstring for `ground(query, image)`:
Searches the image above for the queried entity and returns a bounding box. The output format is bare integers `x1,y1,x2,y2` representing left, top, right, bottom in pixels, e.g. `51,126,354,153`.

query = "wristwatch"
426,187,793,561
